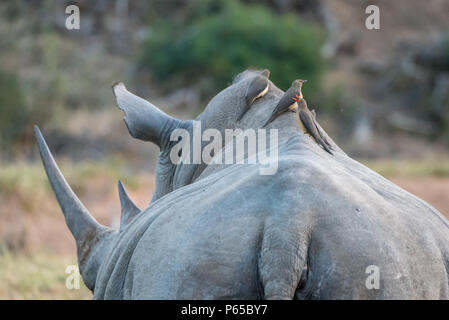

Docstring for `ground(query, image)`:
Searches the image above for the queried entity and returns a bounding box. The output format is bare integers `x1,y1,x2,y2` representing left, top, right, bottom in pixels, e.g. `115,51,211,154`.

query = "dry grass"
0,159,140,209
362,159,449,178
0,250,92,299
0,158,154,253
0,159,156,299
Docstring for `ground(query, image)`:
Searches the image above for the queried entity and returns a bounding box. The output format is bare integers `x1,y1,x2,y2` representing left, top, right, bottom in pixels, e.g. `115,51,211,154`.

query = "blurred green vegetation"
0,69,28,151
385,30,449,140
0,31,75,156
317,84,360,137
435,33,449,71
0,2,126,157
430,33,449,137
0,0,447,157
141,0,324,97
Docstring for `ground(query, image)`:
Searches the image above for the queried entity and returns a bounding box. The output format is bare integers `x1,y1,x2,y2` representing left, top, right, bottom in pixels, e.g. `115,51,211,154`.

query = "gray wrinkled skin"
36,70,449,299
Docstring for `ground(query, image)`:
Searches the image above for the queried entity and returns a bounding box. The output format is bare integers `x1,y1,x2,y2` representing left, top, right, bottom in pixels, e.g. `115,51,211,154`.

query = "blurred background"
1,0,449,299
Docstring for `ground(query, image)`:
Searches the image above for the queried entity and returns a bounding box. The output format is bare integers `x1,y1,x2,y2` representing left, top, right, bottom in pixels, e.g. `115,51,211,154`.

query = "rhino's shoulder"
262,154,334,191
225,155,338,216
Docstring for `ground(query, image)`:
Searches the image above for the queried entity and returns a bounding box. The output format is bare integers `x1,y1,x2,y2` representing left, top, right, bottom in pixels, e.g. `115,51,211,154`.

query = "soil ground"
391,177,449,217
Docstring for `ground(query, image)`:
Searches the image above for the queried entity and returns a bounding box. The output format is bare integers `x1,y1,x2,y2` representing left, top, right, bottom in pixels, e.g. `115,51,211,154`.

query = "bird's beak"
303,80,308,83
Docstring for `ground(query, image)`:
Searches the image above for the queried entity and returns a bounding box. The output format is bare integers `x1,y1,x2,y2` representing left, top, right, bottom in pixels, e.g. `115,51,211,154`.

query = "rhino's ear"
112,82,181,149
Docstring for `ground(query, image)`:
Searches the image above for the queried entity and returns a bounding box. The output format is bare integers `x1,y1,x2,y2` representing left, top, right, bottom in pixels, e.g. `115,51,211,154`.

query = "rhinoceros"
35,69,449,299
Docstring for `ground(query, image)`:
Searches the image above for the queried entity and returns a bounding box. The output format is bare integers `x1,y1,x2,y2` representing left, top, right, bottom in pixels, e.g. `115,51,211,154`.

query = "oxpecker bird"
262,79,307,127
310,107,333,151
297,98,333,155
237,69,271,121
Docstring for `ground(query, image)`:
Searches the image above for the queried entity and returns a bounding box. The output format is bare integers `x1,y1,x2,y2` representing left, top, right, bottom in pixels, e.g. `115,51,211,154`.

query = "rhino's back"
96,151,449,299
291,155,449,299
96,163,278,299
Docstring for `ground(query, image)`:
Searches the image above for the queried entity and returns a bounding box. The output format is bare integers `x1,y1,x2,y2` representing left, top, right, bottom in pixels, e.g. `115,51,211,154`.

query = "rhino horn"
35,126,112,290
112,82,181,148
118,180,141,229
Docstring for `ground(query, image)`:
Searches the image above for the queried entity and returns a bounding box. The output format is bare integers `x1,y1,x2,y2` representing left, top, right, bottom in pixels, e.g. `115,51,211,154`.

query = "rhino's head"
113,69,301,201
35,69,308,292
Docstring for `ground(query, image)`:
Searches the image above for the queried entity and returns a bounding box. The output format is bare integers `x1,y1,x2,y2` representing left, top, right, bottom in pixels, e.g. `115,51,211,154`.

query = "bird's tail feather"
322,142,333,155
324,139,334,151
317,137,333,155
314,122,334,150
321,133,334,150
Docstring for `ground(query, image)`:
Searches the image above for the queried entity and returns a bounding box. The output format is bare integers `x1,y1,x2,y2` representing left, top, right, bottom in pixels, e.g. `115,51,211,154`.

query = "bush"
434,33,449,71
0,69,28,152
387,32,449,138
141,0,324,98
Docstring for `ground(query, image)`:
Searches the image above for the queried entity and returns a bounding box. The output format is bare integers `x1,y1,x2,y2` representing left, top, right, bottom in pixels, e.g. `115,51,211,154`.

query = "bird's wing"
273,88,297,114
245,76,269,106
299,109,320,138
308,106,334,149
300,110,333,154
239,76,269,121
312,117,334,149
